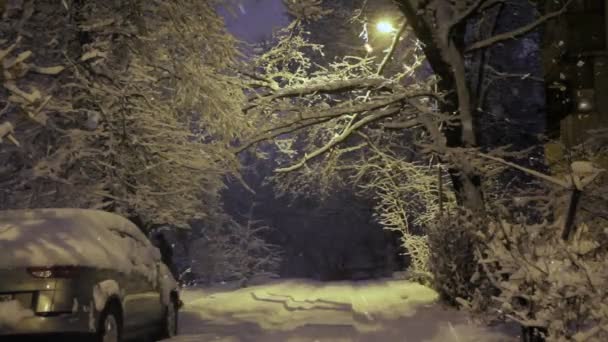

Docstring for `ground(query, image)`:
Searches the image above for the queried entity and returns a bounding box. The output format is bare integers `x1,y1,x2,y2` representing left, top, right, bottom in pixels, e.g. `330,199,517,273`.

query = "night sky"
222,0,289,43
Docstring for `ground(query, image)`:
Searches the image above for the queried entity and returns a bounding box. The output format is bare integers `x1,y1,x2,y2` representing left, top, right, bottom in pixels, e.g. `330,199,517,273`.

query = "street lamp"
376,20,395,34
363,19,396,54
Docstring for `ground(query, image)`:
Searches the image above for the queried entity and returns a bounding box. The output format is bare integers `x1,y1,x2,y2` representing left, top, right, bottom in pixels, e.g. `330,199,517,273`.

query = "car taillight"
26,266,80,278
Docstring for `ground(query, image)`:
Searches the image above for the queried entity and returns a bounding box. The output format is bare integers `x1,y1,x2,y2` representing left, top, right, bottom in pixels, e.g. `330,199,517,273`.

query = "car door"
108,229,163,329
135,237,164,325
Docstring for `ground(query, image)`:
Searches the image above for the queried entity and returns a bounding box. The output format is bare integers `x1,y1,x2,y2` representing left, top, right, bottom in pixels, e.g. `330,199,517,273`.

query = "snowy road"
165,279,519,342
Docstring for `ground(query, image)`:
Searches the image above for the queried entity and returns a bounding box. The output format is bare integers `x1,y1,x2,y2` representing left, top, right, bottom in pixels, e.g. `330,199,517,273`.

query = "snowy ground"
166,279,520,342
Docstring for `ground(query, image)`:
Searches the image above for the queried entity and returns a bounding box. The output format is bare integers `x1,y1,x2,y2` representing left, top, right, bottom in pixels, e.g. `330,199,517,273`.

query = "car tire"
158,298,179,339
96,303,122,342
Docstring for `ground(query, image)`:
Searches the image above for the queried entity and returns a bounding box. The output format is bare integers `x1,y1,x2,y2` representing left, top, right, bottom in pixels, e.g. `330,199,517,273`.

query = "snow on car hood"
0,209,161,277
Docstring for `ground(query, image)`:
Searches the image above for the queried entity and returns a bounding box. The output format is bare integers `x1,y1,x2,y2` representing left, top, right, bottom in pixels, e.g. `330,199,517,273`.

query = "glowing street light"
364,19,396,53
376,20,395,34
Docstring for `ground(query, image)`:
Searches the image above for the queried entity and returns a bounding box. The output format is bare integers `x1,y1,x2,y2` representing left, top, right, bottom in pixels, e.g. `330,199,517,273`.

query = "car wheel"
159,298,178,339
97,304,122,342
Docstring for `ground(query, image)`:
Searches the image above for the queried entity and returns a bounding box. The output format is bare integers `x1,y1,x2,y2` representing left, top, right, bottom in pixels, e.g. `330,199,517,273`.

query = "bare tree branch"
465,0,572,53
448,0,490,29
475,152,570,188
377,18,407,76
382,118,420,129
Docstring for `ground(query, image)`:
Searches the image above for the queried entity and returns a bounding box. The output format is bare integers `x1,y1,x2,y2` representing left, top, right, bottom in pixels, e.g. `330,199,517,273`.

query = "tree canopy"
0,0,250,227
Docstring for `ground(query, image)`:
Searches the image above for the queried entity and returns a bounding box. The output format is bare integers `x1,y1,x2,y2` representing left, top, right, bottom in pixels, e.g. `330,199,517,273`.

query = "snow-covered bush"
430,187,608,341
477,208,607,340
189,213,282,286
477,138,607,340
427,210,496,309
434,131,608,340
354,150,455,283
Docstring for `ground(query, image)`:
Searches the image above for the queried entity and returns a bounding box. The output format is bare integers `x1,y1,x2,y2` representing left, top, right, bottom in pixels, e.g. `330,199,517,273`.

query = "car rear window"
0,209,159,277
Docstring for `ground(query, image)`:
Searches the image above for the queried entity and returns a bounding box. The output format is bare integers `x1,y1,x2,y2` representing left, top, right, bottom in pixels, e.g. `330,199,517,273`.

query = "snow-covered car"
0,208,181,341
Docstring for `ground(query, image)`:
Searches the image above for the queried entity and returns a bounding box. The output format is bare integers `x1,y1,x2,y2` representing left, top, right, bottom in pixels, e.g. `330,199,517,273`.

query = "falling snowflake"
577,60,585,67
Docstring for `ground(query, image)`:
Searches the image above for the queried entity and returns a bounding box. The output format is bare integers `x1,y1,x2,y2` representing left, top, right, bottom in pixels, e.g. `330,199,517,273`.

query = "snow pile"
172,279,518,341
183,279,438,331
0,209,160,279
0,300,34,328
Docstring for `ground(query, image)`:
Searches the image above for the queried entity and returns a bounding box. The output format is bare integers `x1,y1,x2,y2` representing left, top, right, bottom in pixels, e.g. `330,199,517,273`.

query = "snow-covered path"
166,279,519,342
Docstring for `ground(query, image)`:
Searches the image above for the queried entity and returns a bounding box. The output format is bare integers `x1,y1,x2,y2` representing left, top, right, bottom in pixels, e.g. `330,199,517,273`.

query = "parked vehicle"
0,208,181,341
